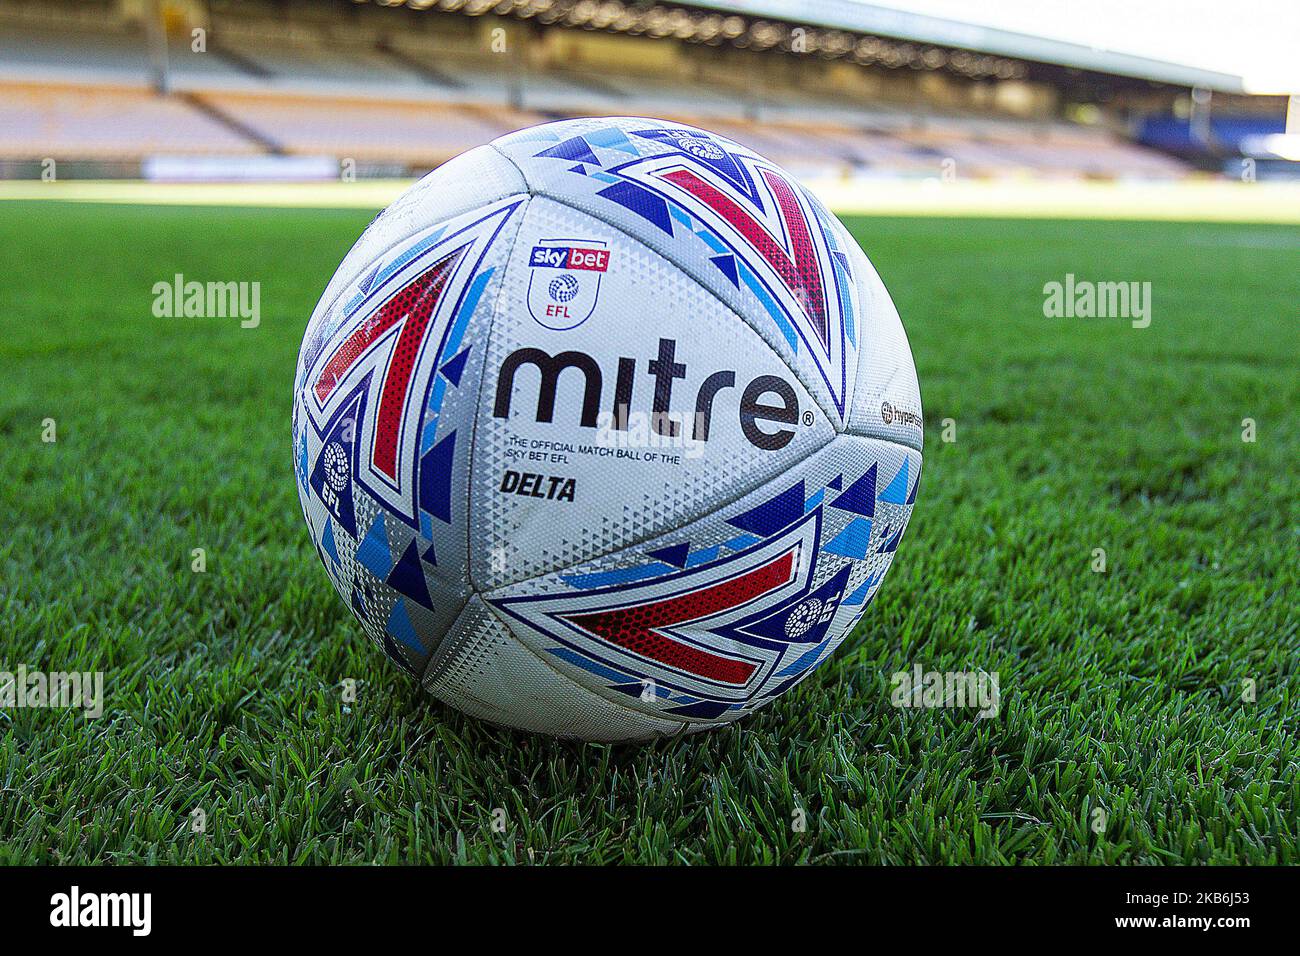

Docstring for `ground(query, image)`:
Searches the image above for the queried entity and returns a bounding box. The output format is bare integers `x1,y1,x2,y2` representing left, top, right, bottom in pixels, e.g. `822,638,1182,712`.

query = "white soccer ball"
293,117,923,741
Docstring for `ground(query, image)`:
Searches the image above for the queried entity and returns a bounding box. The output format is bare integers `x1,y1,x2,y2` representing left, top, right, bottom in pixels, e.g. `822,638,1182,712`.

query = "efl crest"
526,239,609,330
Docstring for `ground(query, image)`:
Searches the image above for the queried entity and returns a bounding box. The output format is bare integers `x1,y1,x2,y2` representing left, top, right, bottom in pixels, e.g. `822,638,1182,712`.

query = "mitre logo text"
493,337,802,451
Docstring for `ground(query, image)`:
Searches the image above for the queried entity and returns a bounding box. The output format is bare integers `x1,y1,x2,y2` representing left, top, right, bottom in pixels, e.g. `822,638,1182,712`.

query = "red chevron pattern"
660,166,828,349
562,549,797,685
312,250,460,480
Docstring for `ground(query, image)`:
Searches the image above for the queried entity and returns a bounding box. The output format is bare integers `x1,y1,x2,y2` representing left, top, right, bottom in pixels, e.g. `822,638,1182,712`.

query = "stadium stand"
0,82,262,159
0,0,1202,181
0,22,150,84
189,92,545,163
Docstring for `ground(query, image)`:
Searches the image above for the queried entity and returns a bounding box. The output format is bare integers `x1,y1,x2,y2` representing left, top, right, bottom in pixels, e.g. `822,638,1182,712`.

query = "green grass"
0,200,1296,864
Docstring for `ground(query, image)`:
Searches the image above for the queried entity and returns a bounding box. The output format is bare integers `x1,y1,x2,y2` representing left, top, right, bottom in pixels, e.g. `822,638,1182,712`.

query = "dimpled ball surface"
293,117,922,741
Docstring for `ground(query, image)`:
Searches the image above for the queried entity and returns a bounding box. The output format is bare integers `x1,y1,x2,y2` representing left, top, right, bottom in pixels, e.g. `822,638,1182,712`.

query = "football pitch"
0,199,1295,864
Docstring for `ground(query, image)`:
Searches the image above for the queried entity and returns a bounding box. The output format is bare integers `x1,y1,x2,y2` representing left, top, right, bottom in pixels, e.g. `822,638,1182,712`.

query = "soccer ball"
293,117,923,741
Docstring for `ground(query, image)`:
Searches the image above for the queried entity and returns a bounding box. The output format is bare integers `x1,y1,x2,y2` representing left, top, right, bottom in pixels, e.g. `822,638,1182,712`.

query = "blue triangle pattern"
685,544,721,567
386,599,424,653
358,262,379,294
584,126,640,154
596,181,674,235
776,635,832,677
879,460,911,505
320,519,340,564
386,539,433,609
535,135,600,165
710,254,739,287
823,517,873,560
726,481,805,537
647,542,691,568
440,346,470,387
831,463,876,517
879,523,906,553
356,514,392,578
843,579,871,606
419,430,456,524
665,700,730,719
296,431,309,488
723,533,760,552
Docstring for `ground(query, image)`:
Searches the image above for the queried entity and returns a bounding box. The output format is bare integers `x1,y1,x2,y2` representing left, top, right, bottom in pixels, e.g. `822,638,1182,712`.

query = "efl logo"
527,238,610,331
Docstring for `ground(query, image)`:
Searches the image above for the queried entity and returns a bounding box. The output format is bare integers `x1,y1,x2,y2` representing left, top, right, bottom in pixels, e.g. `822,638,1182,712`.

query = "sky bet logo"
527,238,609,331
529,244,610,271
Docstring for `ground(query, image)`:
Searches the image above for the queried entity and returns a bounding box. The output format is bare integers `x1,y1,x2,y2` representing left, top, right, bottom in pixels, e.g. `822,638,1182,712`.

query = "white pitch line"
3,178,1300,223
